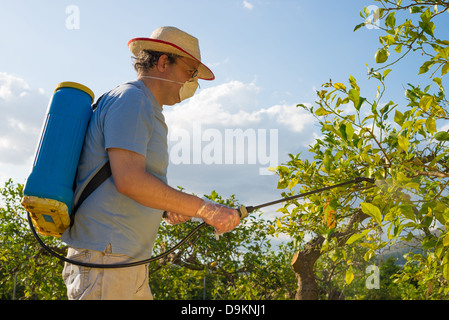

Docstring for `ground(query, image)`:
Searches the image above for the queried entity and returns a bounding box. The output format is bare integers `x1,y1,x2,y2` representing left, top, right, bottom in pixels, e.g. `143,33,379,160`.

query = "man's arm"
108,147,240,233
108,147,240,234
108,147,203,216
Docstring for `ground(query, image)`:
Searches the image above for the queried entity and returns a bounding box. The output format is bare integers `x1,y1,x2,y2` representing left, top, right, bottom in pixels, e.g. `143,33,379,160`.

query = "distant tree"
0,180,66,300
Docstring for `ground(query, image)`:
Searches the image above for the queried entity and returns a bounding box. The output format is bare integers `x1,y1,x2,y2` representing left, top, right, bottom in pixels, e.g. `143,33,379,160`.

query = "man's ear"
156,54,171,73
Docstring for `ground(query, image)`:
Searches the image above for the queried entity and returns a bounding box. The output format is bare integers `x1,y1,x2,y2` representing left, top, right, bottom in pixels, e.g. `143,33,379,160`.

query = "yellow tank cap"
55,81,95,103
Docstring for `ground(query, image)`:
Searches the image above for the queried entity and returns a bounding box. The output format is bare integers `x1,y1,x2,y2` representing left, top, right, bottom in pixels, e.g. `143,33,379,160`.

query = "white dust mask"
179,78,199,101
139,76,198,102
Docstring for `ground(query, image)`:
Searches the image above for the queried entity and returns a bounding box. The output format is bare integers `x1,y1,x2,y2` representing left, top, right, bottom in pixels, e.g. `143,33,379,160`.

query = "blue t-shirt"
61,79,169,260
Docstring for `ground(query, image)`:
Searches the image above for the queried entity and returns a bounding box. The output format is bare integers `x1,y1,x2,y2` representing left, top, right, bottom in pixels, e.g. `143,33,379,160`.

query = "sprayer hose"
28,212,207,268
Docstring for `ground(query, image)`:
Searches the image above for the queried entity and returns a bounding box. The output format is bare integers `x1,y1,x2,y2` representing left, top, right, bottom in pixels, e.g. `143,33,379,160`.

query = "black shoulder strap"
70,92,111,226
92,92,107,111
70,161,112,223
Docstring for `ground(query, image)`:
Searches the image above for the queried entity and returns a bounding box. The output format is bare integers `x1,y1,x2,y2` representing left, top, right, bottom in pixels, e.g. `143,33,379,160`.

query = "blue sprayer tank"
22,82,94,237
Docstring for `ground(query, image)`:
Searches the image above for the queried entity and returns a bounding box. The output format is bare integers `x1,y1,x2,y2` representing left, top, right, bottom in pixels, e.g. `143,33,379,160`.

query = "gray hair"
132,50,178,74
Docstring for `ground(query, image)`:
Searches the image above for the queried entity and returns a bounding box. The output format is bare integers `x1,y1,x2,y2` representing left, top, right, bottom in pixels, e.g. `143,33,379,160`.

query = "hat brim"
128,38,215,81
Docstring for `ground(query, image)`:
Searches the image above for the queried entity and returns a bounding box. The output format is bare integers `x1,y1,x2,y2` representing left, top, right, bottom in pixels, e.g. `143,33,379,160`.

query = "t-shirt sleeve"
103,87,154,157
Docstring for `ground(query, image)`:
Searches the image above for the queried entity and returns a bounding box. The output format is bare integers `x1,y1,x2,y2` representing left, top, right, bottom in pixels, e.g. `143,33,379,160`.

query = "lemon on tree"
375,48,389,63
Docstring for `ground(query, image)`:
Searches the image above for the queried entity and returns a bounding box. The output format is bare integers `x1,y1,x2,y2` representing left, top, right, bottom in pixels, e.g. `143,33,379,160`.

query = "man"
61,26,240,300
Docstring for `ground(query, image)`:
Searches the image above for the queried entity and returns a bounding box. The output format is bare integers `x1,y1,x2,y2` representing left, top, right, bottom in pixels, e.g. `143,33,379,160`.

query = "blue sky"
0,0,374,99
1,0,448,223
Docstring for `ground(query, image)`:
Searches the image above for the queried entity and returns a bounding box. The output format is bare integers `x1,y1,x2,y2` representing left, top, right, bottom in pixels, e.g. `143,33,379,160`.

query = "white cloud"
164,80,317,176
165,80,314,133
257,104,314,133
165,81,260,129
440,121,449,132
164,80,318,196
243,0,254,10
206,57,230,69
0,72,30,100
0,72,48,166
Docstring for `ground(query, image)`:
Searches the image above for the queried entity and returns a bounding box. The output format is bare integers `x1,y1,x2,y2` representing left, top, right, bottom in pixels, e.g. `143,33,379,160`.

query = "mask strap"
139,75,185,85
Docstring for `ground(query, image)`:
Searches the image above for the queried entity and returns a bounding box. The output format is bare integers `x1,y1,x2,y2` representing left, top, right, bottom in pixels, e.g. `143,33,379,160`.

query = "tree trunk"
291,209,369,300
291,236,323,300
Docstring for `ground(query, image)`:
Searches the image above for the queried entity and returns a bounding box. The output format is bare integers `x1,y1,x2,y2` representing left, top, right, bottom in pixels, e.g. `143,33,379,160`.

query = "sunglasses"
177,57,199,79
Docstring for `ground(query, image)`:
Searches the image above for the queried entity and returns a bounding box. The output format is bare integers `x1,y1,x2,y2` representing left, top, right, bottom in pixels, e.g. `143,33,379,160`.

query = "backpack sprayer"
21,81,375,269
22,82,95,237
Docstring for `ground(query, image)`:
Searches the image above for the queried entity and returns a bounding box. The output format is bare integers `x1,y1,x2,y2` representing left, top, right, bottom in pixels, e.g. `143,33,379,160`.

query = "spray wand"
237,176,375,219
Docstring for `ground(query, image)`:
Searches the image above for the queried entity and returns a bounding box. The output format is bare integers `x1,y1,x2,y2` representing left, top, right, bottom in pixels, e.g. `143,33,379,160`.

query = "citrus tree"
272,0,449,299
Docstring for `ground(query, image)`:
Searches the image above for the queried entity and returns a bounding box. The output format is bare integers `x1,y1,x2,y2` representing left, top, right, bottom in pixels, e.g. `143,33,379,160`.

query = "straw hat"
128,26,215,81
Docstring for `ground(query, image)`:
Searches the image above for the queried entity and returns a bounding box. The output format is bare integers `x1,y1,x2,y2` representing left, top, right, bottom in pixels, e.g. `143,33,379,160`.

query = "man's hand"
195,201,240,235
163,211,191,225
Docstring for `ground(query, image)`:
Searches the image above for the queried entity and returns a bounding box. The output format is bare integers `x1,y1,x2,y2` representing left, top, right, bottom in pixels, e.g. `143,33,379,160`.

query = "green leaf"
398,135,409,152
419,20,435,36
348,75,359,90
276,219,282,229
422,237,436,250
399,204,416,221
434,131,449,141
353,22,366,32
419,60,435,75
345,266,354,285
356,97,366,112
443,234,449,247
425,117,437,134
443,253,449,280
433,77,444,93
315,107,333,116
383,35,395,45
383,69,392,78
410,6,422,14
334,83,347,91
348,89,360,109
288,177,298,189
346,229,370,245
442,62,449,76
323,154,332,172
394,110,405,126
345,122,354,142
361,202,382,225
420,9,432,22
419,95,433,111
385,12,396,29
428,153,445,167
